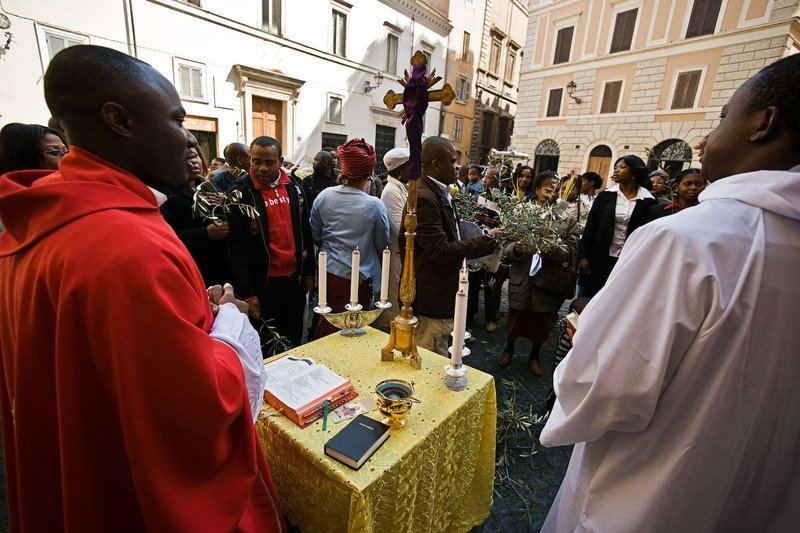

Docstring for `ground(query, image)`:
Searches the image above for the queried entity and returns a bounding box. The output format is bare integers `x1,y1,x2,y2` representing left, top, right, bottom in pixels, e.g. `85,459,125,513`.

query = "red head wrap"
337,138,377,179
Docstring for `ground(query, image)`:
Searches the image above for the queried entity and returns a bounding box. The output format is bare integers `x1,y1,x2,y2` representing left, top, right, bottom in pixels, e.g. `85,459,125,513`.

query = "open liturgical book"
263,355,357,428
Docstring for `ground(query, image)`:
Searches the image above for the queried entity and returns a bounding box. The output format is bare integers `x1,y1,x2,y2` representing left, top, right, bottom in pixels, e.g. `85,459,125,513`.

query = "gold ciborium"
375,379,420,428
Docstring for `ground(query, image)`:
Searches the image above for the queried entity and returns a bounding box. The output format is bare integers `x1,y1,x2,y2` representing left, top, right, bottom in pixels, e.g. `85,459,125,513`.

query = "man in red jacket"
0,45,285,532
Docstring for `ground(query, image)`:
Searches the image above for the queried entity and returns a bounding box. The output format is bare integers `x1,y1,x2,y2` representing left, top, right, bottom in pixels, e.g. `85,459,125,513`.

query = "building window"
504,47,517,82
386,33,398,73
489,38,502,74
38,27,89,64
321,132,347,151
671,70,702,109
262,0,281,35
686,0,723,38
327,94,344,123
546,88,563,117
374,125,396,175
461,31,470,61
534,139,560,173
456,76,469,101
600,80,623,113
553,26,574,64
175,59,205,101
610,8,638,53
331,9,347,57
183,0,202,5
454,117,463,140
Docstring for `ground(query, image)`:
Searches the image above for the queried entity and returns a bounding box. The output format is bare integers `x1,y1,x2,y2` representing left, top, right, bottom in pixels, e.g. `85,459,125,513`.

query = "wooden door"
252,96,283,142
586,145,612,188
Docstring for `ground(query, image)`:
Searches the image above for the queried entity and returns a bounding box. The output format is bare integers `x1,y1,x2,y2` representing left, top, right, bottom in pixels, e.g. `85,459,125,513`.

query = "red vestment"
0,147,285,532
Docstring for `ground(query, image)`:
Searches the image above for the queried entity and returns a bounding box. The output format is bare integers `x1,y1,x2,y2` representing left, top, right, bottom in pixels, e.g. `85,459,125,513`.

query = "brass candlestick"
316,303,385,337
381,178,422,368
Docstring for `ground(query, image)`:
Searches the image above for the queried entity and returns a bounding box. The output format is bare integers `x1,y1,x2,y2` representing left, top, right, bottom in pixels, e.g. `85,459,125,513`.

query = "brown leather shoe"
530,359,543,377
498,351,513,367
485,321,498,333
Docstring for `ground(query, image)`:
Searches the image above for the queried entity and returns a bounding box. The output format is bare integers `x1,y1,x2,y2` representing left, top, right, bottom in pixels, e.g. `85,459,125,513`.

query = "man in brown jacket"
401,137,501,355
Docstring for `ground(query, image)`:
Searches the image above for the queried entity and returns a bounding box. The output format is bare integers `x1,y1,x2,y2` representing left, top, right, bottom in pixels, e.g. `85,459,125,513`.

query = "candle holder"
443,360,468,391
315,303,385,337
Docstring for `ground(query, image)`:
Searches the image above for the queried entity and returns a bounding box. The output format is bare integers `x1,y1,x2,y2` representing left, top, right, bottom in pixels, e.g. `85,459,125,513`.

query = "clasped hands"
207,283,250,317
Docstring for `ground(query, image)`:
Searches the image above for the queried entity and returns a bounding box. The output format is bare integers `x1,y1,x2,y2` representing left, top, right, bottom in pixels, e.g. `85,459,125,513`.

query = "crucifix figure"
380,51,455,370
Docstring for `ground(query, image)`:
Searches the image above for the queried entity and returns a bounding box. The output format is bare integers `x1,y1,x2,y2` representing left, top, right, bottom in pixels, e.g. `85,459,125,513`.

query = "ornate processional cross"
380,51,455,369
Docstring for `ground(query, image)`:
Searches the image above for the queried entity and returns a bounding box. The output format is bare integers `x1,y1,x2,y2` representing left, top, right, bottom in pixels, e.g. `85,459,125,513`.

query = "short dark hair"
532,171,558,191
211,157,225,164
747,54,800,142
251,136,282,156
44,45,152,125
0,123,68,174
569,297,591,314
580,171,603,189
673,167,702,185
614,155,650,188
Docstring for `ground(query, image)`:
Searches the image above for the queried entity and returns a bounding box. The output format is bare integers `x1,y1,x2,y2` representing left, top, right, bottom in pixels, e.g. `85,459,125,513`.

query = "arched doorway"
534,139,560,174
647,139,693,178
586,144,612,187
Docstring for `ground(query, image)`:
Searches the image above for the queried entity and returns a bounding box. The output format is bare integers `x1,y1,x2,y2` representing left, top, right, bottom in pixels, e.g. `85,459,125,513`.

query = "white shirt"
606,185,653,257
148,186,168,207
540,169,800,532
380,176,408,252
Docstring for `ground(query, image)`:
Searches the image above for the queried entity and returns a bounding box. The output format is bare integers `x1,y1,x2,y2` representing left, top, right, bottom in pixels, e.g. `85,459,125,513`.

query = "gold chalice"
375,379,420,429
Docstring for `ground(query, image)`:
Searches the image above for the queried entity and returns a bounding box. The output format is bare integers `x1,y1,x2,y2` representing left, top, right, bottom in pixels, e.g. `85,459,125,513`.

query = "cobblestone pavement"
467,283,573,533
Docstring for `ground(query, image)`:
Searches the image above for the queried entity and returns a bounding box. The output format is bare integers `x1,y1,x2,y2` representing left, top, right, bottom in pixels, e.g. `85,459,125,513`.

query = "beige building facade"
442,0,488,163
513,0,800,182
470,0,531,163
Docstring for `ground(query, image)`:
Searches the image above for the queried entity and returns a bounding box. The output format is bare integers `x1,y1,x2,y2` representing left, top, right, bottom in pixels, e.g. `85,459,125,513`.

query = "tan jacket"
503,210,580,313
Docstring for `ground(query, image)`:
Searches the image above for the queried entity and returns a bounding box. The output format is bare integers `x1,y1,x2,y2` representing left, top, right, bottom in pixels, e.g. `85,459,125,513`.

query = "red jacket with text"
0,147,285,532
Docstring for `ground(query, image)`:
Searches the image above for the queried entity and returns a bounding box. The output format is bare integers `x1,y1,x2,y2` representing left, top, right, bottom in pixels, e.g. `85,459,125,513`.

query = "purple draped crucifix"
383,51,455,181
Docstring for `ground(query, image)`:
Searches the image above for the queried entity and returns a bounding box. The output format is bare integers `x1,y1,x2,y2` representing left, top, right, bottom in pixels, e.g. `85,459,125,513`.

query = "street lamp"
566,80,582,104
364,71,385,93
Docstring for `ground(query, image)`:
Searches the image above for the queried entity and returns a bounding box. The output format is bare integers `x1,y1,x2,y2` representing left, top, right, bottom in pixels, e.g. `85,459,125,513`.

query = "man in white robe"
540,54,800,532
376,147,409,326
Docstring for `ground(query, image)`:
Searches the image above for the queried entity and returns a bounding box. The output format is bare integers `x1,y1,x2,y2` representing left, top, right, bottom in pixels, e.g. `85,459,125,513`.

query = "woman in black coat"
577,155,656,297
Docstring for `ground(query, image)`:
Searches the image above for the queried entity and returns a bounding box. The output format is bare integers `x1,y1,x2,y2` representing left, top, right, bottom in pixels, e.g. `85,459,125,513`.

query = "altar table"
256,327,496,532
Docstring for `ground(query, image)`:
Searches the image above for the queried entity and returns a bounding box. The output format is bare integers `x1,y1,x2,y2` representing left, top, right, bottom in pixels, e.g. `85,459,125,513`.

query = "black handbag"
533,256,578,298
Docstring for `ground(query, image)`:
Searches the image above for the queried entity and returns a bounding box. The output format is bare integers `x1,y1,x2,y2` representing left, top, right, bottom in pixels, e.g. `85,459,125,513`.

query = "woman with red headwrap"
310,139,391,338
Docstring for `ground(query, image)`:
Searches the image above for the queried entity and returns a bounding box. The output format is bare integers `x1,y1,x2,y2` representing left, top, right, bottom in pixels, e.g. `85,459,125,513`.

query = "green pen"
322,400,330,431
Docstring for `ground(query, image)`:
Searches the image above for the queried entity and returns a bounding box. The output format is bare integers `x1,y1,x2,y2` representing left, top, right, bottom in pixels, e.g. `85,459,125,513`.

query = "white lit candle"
451,286,467,366
380,248,390,303
318,251,328,308
350,248,360,306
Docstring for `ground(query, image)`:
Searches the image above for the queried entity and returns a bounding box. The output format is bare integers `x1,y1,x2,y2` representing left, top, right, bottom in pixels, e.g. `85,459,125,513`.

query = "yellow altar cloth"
256,327,496,533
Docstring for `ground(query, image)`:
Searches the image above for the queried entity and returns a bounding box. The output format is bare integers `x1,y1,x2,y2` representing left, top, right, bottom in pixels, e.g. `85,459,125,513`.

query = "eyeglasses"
42,149,69,158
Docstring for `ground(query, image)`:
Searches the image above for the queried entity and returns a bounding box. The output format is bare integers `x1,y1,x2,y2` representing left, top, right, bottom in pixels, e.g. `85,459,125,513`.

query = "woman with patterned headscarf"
310,138,391,339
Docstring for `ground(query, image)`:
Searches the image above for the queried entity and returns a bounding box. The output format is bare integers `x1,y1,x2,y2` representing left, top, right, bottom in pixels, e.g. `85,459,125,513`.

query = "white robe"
540,169,800,532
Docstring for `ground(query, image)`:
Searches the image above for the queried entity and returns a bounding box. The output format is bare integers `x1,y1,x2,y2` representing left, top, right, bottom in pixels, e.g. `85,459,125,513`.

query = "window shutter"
554,27,573,64
672,71,702,109
600,81,622,113
686,0,722,38
190,67,203,99
547,89,563,117
610,9,637,53
179,65,192,97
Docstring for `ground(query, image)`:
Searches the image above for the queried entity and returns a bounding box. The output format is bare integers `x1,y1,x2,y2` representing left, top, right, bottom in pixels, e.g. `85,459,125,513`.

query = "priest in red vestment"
0,45,285,532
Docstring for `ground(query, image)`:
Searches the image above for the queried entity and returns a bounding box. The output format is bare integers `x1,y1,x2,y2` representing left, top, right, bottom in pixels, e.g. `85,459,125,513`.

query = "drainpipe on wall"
122,0,138,58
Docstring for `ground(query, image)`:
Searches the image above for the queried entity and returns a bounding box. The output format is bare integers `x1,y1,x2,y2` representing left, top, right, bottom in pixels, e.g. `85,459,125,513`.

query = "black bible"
324,415,391,470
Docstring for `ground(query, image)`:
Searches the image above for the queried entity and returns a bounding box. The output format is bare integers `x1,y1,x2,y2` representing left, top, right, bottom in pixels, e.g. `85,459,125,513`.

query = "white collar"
427,175,450,196
148,186,168,207
606,184,653,200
